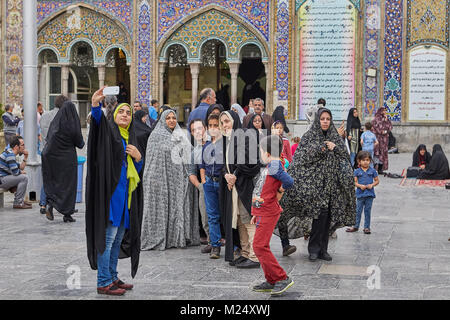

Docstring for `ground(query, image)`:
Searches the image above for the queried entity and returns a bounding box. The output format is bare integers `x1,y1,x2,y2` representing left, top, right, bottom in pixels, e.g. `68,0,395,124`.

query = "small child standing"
346,151,379,234
360,122,379,163
200,114,224,259
251,135,295,296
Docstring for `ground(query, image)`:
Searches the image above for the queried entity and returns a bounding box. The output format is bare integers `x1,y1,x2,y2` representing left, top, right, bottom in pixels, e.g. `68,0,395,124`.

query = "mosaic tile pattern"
383,0,403,122
363,0,380,117
275,0,290,101
5,0,23,107
407,0,449,48
137,0,152,108
37,0,133,35
158,0,269,43
165,9,259,60
37,6,131,64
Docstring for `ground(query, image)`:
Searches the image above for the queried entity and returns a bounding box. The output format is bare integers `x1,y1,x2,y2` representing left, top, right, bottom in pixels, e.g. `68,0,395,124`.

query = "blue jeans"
350,152,356,167
97,221,126,287
203,177,222,248
39,184,46,207
355,197,374,229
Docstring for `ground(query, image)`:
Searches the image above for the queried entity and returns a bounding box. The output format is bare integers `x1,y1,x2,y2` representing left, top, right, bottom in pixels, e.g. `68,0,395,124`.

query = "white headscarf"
231,103,246,123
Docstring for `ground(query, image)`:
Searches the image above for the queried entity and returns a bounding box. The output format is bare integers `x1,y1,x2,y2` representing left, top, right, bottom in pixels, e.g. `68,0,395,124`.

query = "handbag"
406,166,420,178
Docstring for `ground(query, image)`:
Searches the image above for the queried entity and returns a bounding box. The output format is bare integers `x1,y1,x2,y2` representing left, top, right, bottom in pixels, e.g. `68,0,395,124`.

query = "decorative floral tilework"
275,0,289,101
37,0,132,35
37,6,131,64
138,0,152,108
158,0,269,43
165,9,259,60
5,0,23,106
363,0,380,117
383,0,403,122
407,0,449,48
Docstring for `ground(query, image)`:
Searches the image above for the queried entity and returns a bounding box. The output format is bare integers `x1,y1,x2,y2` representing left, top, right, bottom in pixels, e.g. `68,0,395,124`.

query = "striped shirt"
0,148,20,177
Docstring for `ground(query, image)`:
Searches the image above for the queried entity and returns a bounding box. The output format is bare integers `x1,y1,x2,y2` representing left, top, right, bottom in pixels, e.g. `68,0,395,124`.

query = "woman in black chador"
418,144,450,180
42,101,85,222
86,87,144,296
280,108,356,262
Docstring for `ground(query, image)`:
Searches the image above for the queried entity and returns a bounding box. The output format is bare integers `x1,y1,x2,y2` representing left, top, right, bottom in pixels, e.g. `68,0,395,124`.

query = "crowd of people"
1,85,449,297
83,86,395,297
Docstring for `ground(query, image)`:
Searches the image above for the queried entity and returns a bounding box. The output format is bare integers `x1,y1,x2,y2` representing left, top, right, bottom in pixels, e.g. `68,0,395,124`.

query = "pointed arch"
157,6,270,62
37,5,132,64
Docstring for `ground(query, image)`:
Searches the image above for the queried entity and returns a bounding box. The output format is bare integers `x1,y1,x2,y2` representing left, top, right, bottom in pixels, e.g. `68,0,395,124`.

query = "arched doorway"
163,44,189,107
239,44,266,109
37,49,59,110
200,39,230,109
104,48,131,104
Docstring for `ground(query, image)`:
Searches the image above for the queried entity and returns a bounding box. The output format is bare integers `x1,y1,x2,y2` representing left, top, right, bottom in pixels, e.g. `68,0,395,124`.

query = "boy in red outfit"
251,135,294,295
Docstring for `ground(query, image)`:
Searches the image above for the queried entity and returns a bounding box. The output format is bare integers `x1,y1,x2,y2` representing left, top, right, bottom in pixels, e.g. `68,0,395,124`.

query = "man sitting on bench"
0,136,32,209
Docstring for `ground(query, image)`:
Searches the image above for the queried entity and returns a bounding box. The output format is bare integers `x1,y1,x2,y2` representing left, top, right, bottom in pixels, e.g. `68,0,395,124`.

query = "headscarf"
231,103,246,124
372,107,392,132
418,144,450,180
272,106,290,133
247,113,266,130
114,103,140,209
134,110,152,155
412,144,431,167
346,108,361,135
206,104,225,123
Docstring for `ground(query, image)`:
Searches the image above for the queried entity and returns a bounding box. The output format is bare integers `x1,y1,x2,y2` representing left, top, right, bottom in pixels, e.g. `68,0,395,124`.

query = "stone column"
189,62,200,109
61,64,70,96
38,64,47,109
23,0,41,201
97,64,106,89
159,61,167,105
263,61,272,112
228,61,240,105
23,0,38,164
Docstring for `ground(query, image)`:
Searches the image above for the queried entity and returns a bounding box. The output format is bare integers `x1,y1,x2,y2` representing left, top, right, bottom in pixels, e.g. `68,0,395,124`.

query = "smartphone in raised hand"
103,86,120,96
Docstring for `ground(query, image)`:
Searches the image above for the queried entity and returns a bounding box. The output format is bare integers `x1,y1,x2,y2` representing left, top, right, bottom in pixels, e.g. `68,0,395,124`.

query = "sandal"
363,228,371,234
346,227,358,232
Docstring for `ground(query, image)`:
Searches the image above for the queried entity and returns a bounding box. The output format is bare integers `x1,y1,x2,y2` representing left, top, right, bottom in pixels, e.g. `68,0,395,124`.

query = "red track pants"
253,214,287,285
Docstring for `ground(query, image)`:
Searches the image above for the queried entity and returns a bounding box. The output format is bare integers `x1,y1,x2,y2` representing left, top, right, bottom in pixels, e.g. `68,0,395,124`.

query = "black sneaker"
271,277,294,295
210,246,221,259
282,245,297,256
40,207,47,215
229,256,248,266
252,281,274,293
236,259,260,269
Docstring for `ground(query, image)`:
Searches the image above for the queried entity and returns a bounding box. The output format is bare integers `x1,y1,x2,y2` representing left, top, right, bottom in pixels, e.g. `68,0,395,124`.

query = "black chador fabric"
205,104,224,123
42,101,84,215
418,144,450,180
272,106,289,133
346,108,361,137
133,110,152,156
85,105,143,278
412,144,431,167
219,110,261,262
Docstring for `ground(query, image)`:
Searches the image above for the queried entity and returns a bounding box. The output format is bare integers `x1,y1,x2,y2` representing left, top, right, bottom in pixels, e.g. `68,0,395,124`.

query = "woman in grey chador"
140,109,199,250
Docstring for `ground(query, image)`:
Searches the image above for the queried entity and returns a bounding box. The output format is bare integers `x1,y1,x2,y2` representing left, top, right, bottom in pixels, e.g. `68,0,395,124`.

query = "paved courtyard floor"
0,150,449,301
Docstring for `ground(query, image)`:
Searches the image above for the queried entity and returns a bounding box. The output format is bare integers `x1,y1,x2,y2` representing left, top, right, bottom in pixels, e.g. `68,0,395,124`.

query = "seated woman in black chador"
412,144,431,170
418,144,450,180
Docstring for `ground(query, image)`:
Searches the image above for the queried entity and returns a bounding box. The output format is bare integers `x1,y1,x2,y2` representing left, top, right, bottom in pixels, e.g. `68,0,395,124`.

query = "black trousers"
308,208,331,255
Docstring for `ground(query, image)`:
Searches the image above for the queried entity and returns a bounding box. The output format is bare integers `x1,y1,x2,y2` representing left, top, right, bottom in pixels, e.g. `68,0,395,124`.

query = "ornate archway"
157,8,270,109
37,6,132,65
